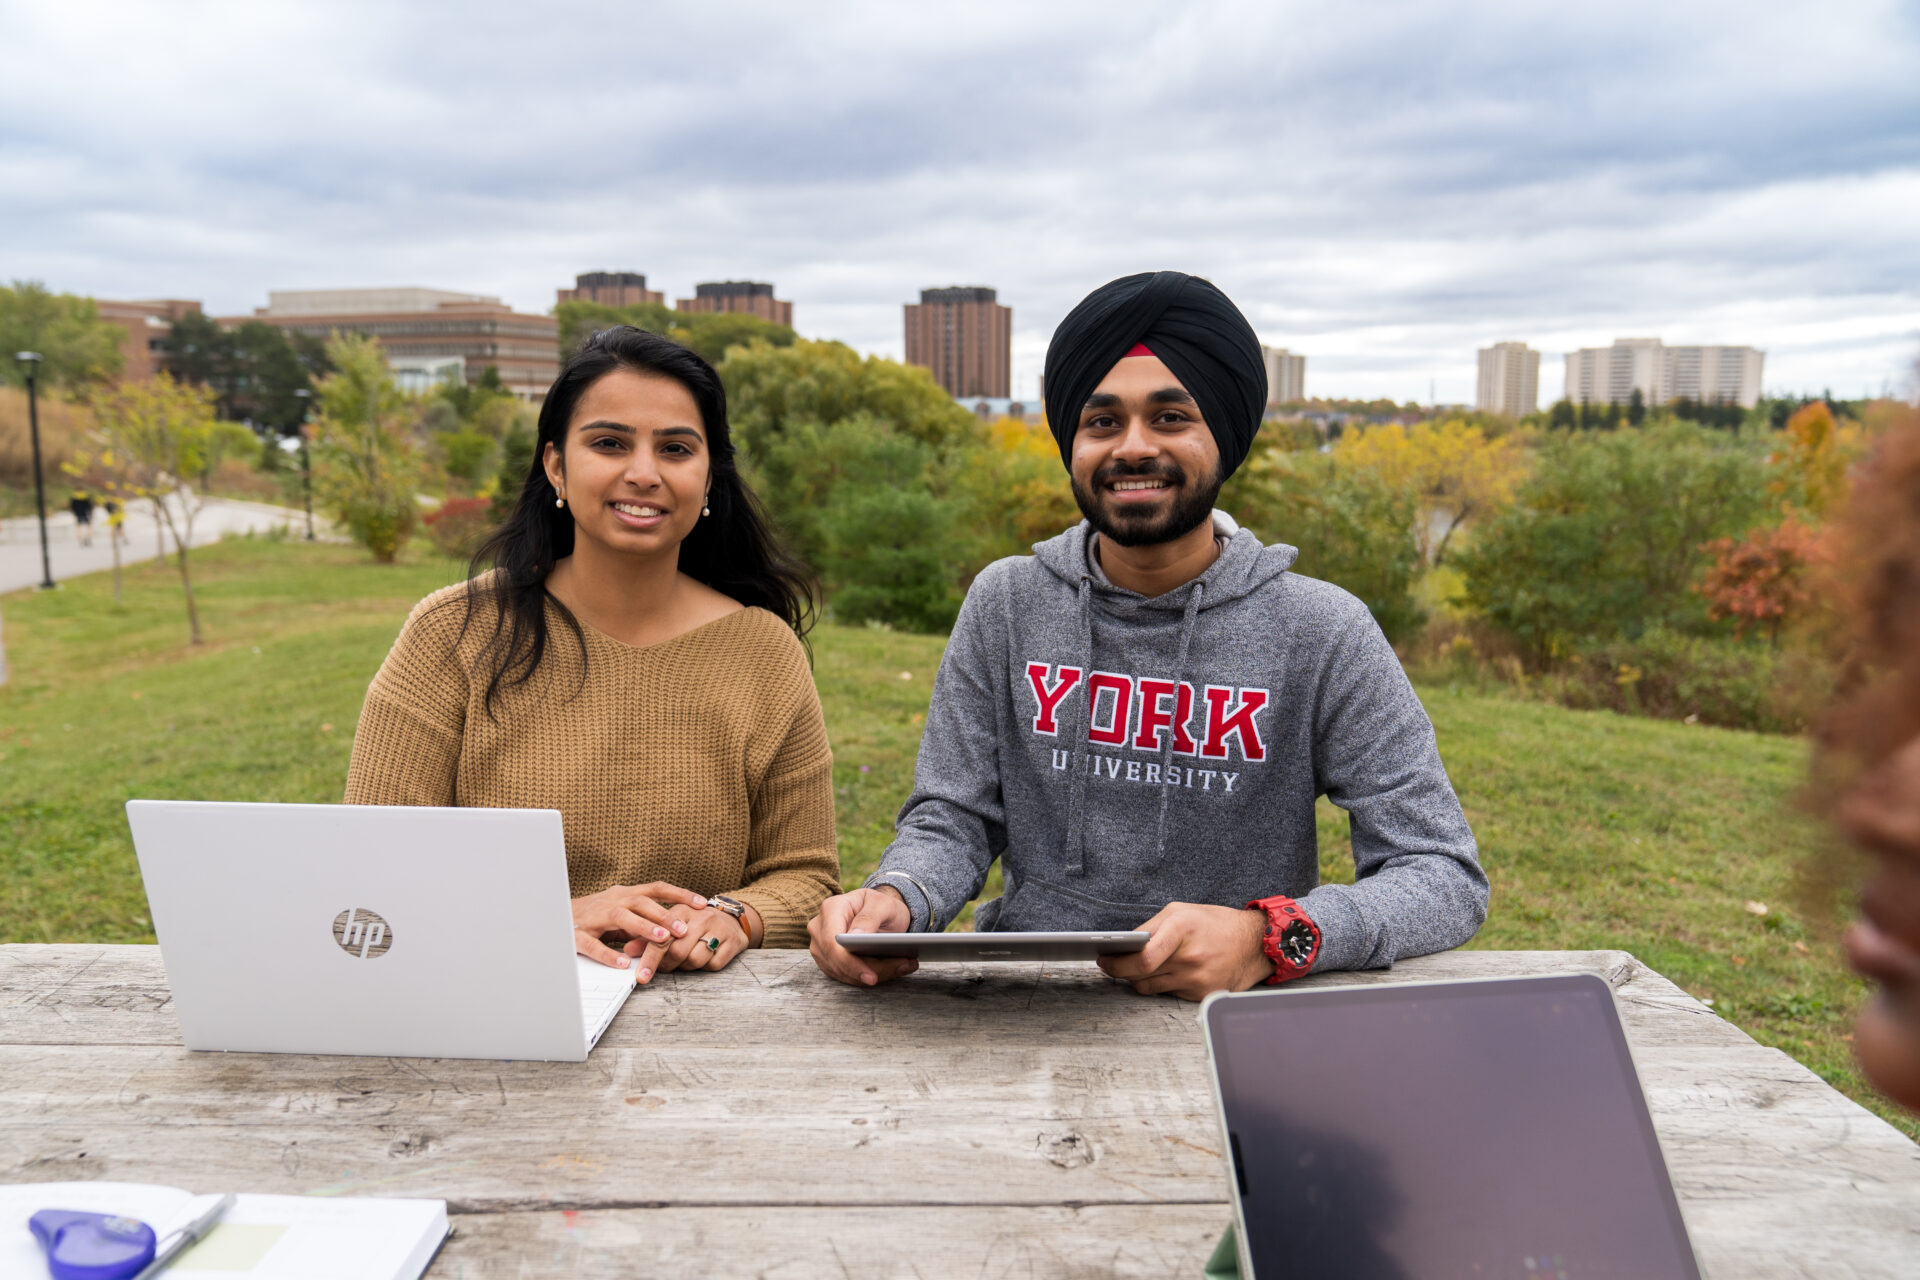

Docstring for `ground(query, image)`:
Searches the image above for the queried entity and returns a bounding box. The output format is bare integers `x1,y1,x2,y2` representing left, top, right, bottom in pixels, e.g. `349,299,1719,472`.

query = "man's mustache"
1092,459,1188,489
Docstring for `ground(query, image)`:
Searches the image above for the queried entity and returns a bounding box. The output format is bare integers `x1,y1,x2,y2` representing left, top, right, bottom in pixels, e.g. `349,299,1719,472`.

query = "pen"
130,1193,234,1280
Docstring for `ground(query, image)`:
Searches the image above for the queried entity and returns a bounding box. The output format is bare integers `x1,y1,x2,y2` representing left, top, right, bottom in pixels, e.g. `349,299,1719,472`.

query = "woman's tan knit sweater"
343,583,839,947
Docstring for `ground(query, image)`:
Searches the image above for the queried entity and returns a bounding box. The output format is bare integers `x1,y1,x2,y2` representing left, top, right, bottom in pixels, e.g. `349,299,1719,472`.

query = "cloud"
1,0,1916,400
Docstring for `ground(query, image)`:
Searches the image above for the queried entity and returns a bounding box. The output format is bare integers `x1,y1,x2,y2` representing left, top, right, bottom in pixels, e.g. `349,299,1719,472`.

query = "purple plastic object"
27,1209,156,1280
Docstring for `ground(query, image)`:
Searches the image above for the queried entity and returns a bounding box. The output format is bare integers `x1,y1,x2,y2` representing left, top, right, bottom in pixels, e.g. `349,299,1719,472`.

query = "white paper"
0,1183,446,1280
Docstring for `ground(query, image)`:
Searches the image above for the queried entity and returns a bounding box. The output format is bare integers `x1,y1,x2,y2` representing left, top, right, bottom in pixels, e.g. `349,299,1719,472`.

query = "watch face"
1277,919,1315,966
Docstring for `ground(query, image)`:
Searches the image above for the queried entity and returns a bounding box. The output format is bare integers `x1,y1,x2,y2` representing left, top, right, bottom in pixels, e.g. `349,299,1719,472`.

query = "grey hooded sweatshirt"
866,513,1488,973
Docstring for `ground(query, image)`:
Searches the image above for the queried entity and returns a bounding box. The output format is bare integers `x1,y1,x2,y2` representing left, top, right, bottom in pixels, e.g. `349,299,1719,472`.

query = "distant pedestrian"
69,492,95,547
104,498,126,545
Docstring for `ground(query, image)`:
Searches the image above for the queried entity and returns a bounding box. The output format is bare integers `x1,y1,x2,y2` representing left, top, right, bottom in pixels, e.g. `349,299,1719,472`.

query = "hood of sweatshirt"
1026,512,1299,882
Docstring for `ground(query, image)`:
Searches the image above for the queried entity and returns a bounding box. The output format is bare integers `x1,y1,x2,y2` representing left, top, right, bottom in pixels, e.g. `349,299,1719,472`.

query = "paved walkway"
0,496,325,595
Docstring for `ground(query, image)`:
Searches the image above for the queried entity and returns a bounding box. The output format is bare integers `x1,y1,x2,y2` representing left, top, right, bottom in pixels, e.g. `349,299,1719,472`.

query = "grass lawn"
1,537,1908,1142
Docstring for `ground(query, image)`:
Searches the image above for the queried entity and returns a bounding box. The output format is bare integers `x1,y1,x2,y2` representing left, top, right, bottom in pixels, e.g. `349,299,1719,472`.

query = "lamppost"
292,387,315,540
14,351,54,590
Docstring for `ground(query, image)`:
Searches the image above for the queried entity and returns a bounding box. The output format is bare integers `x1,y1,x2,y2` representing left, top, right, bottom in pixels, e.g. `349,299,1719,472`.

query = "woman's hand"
649,904,753,976
572,882,709,971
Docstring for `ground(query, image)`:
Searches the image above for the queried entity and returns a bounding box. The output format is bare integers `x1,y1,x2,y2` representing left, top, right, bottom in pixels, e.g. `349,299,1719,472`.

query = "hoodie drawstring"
1063,575,1096,875
1151,579,1204,865
1065,572,1205,878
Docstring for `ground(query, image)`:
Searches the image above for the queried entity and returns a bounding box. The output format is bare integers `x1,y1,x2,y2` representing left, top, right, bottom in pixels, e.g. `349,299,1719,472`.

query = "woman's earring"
702,501,711,517
555,495,565,509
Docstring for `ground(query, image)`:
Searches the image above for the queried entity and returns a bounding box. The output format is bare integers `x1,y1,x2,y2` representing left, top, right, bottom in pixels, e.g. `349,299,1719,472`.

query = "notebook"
0,1182,447,1279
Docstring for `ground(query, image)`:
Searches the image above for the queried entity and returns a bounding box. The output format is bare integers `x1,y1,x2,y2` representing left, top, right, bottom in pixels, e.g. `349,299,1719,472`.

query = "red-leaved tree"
1698,516,1827,644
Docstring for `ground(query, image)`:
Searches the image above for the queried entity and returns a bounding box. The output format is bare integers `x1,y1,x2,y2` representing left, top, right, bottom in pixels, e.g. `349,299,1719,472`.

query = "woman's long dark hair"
463,326,816,716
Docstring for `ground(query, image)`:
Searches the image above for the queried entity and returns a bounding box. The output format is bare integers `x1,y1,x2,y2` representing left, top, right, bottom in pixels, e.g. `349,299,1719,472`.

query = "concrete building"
95,298,202,381
1564,338,1765,408
1475,342,1541,416
674,281,792,328
1260,346,1306,405
557,271,663,308
236,288,559,401
956,395,1041,424
1664,344,1766,407
904,286,1011,399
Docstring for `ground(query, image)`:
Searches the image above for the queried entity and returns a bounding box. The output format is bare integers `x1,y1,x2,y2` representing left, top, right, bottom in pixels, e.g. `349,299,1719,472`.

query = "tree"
1222,449,1428,645
1456,424,1768,663
310,334,421,562
0,282,123,391
1548,399,1577,431
1697,516,1826,644
1627,388,1647,427
86,375,257,642
554,299,798,364
490,425,537,524
164,313,331,431
1331,418,1530,566
721,339,980,458
1767,401,1860,520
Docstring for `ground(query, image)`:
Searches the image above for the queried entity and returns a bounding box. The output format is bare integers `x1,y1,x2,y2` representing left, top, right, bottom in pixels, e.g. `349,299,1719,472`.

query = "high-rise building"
674,281,792,328
903,286,1011,399
1475,342,1540,416
94,298,202,381
1564,338,1765,408
235,287,560,401
557,271,663,308
1260,346,1306,405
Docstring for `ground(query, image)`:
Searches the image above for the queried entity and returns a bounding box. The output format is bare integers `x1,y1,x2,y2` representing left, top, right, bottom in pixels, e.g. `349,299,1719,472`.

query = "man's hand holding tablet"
809,885,920,986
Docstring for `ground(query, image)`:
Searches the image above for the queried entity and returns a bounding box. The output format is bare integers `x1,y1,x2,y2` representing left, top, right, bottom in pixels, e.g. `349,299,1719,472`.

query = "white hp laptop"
1200,973,1700,1279
126,800,636,1062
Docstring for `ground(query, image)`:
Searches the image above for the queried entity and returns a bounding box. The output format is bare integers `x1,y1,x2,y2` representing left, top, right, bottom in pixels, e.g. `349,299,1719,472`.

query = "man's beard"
1071,457,1225,549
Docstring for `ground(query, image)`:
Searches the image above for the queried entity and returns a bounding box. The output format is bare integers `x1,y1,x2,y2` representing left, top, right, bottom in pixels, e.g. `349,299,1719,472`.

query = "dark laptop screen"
1205,974,1699,1280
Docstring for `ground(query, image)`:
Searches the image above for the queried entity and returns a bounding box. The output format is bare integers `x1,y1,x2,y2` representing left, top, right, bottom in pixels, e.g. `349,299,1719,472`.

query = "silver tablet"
835,930,1150,961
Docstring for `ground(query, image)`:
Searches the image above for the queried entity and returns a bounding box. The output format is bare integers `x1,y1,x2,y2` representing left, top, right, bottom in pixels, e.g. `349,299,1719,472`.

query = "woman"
1818,405,1920,1111
345,327,837,982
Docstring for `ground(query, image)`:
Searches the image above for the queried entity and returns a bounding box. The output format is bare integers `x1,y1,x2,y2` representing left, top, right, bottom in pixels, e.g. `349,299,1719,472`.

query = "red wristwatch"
1246,895,1320,984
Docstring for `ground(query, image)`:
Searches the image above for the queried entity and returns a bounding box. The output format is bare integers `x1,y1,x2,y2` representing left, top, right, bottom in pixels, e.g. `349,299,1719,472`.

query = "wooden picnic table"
1,944,1916,1278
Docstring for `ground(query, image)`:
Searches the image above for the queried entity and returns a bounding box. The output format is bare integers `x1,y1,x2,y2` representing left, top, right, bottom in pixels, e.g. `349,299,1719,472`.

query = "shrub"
424,495,495,560
1547,627,1834,733
1455,424,1767,663
310,334,421,563
751,413,965,632
490,426,536,524
435,429,496,491
1221,447,1428,644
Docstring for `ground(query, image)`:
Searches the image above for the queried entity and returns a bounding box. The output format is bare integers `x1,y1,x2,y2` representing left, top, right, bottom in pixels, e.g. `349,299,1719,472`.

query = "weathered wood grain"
431,1205,1230,1279
0,945,1753,1051
3,945,1913,1279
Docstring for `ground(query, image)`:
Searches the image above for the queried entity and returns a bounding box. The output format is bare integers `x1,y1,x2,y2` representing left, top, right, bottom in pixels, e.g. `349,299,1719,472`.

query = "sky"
3,0,1918,405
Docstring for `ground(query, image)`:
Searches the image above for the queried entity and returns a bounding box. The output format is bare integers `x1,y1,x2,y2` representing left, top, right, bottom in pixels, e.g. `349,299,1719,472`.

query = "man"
809,270,1488,999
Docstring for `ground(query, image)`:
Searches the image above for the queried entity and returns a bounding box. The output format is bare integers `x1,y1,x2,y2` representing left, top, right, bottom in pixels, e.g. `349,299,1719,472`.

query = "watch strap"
1246,894,1321,984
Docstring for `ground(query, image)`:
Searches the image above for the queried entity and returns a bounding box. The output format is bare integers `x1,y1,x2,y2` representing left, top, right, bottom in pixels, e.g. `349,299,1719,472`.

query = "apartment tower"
1564,338,1765,408
1475,342,1541,416
1260,346,1306,405
903,287,1011,399
674,281,793,328
557,271,663,308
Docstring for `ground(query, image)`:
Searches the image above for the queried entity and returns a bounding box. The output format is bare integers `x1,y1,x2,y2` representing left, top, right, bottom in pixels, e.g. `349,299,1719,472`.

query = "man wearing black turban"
811,273,1487,1001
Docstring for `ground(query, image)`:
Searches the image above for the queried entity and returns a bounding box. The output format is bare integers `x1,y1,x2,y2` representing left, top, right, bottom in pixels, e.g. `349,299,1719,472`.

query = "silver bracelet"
868,870,939,927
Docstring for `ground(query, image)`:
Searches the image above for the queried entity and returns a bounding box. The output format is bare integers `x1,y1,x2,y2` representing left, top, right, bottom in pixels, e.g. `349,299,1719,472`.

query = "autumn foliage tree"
1697,516,1826,644
1333,418,1529,565
83,374,257,643
1767,401,1861,519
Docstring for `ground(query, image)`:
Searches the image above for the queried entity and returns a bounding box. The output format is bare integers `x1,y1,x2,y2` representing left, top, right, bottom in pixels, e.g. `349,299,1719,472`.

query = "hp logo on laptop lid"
333,908,393,959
